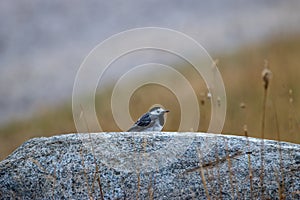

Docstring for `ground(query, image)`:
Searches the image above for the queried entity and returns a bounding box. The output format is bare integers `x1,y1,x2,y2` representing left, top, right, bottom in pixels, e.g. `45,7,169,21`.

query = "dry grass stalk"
80,148,93,199
244,125,253,200
80,105,104,200
287,89,300,198
148,174,154,200
215,150,223,200
204,167,216,199
273,102,285,199
288,89,300,139
136,169,141,200
196,147,211,200
260,60,272,199
224,137,235,199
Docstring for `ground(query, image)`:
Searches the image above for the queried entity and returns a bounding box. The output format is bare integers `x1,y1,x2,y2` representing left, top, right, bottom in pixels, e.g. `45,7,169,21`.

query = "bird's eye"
156,110,160,113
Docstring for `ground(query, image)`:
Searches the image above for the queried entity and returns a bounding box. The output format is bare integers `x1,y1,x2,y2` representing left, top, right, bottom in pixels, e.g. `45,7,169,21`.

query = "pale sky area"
0,0,300,124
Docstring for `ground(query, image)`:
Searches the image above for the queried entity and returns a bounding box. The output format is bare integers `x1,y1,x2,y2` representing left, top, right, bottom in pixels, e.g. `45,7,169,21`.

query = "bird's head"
149,106,169,116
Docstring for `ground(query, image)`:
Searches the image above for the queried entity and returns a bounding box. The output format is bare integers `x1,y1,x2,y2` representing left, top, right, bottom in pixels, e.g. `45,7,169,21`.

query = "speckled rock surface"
0,132,299,199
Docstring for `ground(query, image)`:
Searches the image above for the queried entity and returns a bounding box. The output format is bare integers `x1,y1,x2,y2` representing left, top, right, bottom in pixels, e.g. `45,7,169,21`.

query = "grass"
244,125,254,199
0,103,75,160
0,34,300,161
259,61,272,199
196,147,211,200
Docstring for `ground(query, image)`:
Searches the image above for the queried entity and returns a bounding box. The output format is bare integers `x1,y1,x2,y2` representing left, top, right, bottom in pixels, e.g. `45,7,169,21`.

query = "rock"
0,132,299,199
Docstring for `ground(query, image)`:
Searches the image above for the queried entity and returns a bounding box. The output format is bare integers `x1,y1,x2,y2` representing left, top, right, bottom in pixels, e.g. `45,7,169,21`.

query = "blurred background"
1,0,300,160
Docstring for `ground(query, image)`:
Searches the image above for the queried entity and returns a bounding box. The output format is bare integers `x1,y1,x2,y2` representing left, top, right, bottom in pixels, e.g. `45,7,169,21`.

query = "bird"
127,106,169,132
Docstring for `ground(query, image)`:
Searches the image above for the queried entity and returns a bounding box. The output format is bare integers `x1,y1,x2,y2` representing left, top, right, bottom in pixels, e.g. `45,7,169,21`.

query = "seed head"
289,89,293,103
243,124,248,133
211,59,219,69
200,92,206,105
240,102,246,109
262,60,272,90
217,97,221,107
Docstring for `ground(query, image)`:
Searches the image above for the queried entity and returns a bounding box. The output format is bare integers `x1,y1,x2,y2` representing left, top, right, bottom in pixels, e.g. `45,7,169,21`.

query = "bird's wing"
127,113,154,132
136,113,151,127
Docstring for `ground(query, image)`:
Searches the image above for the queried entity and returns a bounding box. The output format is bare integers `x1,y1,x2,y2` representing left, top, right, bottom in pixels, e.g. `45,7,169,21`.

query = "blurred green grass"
0,34,299,160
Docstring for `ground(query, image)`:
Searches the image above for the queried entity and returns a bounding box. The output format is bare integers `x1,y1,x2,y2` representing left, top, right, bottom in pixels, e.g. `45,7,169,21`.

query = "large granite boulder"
0,132,299,199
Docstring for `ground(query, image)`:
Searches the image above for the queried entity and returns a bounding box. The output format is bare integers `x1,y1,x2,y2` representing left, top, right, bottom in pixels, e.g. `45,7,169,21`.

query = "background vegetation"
0,34,299,160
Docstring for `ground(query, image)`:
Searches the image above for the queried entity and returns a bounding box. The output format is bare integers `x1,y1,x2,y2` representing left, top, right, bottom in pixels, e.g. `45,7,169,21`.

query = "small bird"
127,106,169,132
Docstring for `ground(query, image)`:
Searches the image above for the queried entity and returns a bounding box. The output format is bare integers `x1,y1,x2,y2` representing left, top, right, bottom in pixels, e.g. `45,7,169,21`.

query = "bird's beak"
164,110,170,113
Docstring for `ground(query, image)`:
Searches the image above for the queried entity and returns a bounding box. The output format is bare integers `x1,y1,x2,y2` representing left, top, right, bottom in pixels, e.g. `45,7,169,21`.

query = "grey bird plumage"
127,106,169,132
